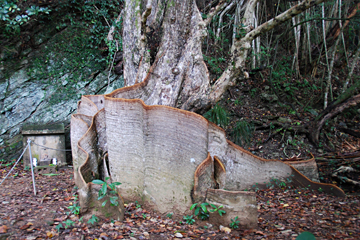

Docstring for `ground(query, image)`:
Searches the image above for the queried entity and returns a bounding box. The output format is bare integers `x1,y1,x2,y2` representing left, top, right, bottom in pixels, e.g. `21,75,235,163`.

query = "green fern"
232,120,254,146
203,103,228,128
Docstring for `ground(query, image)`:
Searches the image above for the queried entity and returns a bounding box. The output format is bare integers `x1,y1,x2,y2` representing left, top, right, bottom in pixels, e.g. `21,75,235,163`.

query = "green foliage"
92,177,121,207
203,55,225,75
183,215,195,225
250,88,257,98
87,214,99,225
135,201,141,209
0,158,15,167
26,25,107,105
266,176,294,190
0,1,50,38
64,219,75,228
1,0,124,107
190,203,210,220
55,223,63,232
235,23,247,39
296,231,316,240
232,120,254,146
203,103,228,128
66,194,80,215
54,0,122,50
166,212,173,218
229,216,240,229
233,98,242,105
190,203,226,220
67,202,80,215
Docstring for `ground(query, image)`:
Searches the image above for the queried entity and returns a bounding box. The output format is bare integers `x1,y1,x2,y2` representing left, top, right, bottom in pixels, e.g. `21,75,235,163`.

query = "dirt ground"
0,163,359,240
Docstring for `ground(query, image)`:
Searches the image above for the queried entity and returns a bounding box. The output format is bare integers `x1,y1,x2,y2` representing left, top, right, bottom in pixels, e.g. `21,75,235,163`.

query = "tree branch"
309,94,360,144
243,0,329,43
203,0,228,26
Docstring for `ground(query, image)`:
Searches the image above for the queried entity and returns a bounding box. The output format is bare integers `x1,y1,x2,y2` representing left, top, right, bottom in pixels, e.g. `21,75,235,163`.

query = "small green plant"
66,194,80,215
279,181,286,188
229,216,240,229
190,203,226,220
209,204,226,216
296,231,316,240
190,203,210,220
318,187,323,192
252,183,260,192
64,219,75,228
183,215,195,225
166,212,173,218
92,177,121,207
234,98,242,105
135,201,141,209
67,202,80,215
142,213,147,219
250,88,257,98
203,103,228,128
55,223,63,232
87,214,99,225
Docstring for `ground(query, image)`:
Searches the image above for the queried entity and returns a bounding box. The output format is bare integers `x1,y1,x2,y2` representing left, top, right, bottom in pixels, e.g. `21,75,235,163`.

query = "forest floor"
0,164,359,240
1,64,360,239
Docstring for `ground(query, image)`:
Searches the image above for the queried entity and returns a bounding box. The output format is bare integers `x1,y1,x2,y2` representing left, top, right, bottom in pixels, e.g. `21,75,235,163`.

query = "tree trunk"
121,0,329,113
310,2,360,65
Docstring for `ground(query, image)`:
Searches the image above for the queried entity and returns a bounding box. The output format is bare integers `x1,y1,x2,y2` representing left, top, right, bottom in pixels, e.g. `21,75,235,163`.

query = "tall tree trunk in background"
122,0,329,113
310,2,360,66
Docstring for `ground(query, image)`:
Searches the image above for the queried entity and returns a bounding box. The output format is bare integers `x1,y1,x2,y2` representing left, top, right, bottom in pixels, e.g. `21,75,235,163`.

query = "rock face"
0,66,123,158
0,18,126,159
0,50,124,159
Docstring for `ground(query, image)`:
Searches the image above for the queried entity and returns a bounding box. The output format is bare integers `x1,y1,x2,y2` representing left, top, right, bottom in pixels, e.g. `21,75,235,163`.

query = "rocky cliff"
0,24,123,160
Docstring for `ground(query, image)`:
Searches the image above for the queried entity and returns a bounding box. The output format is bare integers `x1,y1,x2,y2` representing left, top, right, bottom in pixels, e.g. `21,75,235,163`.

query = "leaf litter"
0,164,359,239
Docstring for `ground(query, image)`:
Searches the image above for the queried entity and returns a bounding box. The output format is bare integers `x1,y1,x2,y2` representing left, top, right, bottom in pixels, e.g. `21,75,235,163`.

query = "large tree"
118,0,329,113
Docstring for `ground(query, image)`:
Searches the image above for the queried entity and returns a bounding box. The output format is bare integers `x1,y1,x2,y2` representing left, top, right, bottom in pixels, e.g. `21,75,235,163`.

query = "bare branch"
107,10,123,41
203,0,228,26
243,0,329,43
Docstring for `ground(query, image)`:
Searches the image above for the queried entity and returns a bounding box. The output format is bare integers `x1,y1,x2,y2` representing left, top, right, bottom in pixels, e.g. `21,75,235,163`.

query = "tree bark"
122,0,329,113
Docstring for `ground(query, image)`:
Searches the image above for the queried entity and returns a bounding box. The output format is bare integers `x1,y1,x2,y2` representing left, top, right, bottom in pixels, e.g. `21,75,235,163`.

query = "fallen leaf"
20,224,30,230
46,231,54,238
219,225,231,234
100,233,108,237
0,225,9,233
174,232,183,238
